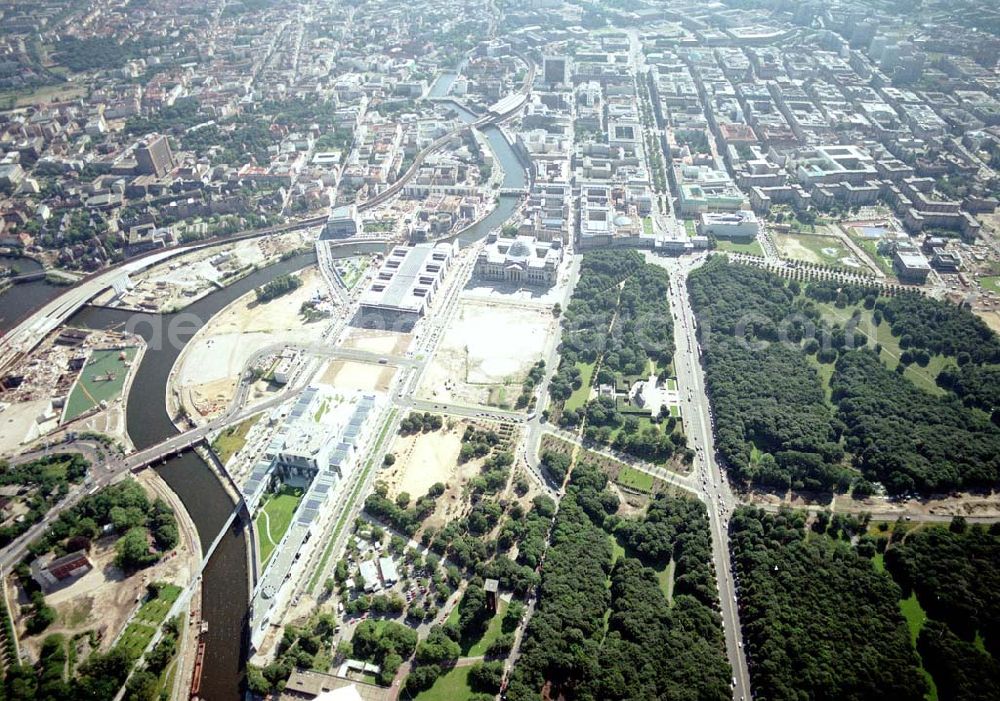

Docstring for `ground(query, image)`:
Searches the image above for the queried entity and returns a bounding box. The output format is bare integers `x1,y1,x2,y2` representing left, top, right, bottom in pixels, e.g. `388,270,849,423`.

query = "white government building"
474,233,563,286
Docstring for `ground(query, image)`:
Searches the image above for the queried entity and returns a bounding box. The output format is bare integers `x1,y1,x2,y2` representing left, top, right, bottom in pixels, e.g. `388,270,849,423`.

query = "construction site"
91,230,315,313
0,327,141,454
171,266,333,421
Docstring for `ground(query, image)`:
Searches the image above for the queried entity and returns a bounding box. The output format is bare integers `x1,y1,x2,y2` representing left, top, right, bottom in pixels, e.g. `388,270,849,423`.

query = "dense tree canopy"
506,466,730,701
877,294,1000,364
730,508,926,701
557,249,673,374
885,525,1000,654
832,350,1000,494
687,259,846,491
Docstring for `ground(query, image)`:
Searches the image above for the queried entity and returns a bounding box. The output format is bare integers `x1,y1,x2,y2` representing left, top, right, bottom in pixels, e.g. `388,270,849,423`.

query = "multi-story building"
135,134,175,177
474,233,563,286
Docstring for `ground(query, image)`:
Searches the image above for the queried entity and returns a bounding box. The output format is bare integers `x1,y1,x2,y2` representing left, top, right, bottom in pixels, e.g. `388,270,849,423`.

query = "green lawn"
715,238,764,256
616,465,655,492
211,413,260,464
564,361,596,412
256,486,304,566
337,256,372,290
813,304,946,395
849,235,895,277
466,600,508,656
314,398,330,423
683,219,697,236
776,232,853,267
409,665,474,701
979,276,1000,293
65,347,138,420
611,533,673,602
657,560,675,602
136,584,182,623
115,584,182,661
643,217,654,236
444,600,508,656
898,593,939,701
116,621,157,661
610,535,626,564
805,353,836,400
900,592,927,645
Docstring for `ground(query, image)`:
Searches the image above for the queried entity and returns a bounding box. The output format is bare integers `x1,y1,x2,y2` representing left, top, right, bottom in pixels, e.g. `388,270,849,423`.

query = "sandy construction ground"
384,425,465,499
319,359,395,393
380,421,496,529
340,327,412,356
93,230,313,312
418,298,557,407
0,399,53,454
175,267,330,419
977,309,1000,335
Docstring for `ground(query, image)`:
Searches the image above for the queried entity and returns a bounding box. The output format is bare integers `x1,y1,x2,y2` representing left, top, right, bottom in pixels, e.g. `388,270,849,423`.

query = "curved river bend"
60,104,529,700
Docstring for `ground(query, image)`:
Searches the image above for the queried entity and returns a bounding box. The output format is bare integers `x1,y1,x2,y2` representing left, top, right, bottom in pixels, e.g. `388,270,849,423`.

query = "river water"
70,252,317,701
0,255,65,334
10,93,529,700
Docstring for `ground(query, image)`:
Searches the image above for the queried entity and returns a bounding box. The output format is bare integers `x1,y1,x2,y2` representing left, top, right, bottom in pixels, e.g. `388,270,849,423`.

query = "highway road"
662,254,751,701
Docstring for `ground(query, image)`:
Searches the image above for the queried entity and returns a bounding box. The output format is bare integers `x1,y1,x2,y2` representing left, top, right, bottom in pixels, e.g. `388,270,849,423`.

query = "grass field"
564,361,595,412
114,584,182,661
256,486,304,566
849,234,895,277
336,256,372,290
683,219,697,236
211,413,261,464
657,560,675,602
611,533,673,601
65,347,138,420
643,217,654,236
814,303,946,395
715,238,764,256
465,600,508,656
0,81,87,109
900,592,927,645
775,232,856,268
616,465,655,492
409,665,474,701
899,592,939,701
979,276,1000,293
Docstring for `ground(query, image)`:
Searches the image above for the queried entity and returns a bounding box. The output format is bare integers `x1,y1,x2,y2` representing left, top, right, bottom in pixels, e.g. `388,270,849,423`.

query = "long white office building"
246,385,381,649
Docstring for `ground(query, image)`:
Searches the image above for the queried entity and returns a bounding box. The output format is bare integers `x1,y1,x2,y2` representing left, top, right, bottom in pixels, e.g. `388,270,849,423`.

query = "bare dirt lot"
319,360,395,393
93,230,313,312
384,424,465,500
340,327,412,356
380,419,519,530
418,299,557,407
745,489,1000,519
